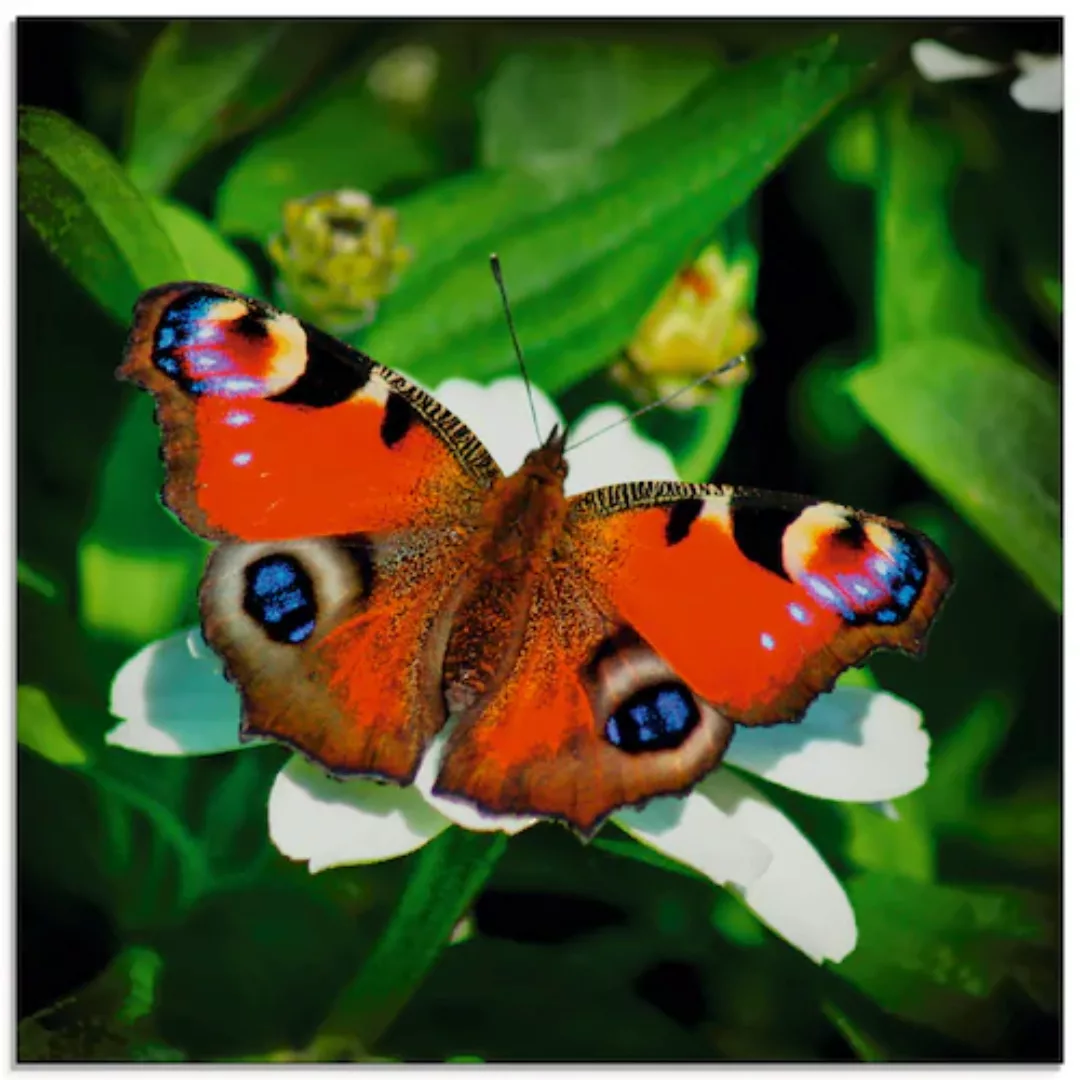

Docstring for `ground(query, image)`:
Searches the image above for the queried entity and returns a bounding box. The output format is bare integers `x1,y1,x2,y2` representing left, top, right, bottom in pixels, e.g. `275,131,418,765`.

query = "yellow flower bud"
267,189,411,334
618,244,758,409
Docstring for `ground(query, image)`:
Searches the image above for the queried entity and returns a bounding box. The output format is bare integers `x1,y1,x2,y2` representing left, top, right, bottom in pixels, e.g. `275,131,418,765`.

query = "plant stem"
317,827,507,1052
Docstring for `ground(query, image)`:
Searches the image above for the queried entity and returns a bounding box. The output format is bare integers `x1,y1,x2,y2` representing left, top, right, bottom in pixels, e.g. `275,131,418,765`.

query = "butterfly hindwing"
119,283,500,542
566,481,952,726
200,530,465,783
433,564,735,835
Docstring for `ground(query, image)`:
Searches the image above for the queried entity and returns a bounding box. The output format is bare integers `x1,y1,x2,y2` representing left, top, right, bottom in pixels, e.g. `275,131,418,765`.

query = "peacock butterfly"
119,279,952,837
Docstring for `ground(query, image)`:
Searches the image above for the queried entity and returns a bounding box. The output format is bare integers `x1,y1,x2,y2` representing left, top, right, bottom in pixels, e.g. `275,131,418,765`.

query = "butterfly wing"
433,562,736,836
119,282,500,542
121,282,499,782
435,480,951,835
567,481,952,721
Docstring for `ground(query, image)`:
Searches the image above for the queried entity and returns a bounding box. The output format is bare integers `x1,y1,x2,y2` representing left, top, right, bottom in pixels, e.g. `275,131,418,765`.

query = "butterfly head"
520,423,569,486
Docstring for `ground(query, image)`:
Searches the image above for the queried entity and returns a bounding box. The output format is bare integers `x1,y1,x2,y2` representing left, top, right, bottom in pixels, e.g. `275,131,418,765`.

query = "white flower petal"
565,405,680,494
613,789,772,890
268,757,450,872
1011,52,1063,113
911,39,1005,82
414,734,538,835
106,627,246,756
723,687,929,803
433,376,563,474
697,770,856,964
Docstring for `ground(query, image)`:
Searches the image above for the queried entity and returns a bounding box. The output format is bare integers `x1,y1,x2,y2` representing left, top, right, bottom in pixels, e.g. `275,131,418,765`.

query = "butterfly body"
121,282,952,837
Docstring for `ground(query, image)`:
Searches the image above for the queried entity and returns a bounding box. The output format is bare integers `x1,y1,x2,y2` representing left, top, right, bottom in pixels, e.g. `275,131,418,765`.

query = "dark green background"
17,18,1061,1062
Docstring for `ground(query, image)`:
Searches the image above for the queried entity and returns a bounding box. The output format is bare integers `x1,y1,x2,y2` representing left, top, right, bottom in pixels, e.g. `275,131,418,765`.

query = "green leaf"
78,396,206,644
17,107,184,322
480,40,717,168
127,21,279,193
364,29,901,393
150,198,259,293
17,559,60,602
17,686,89,767
875,86,1002,352
847,337,1061,609
126,20,352,194
837,874,1058,1048
842,795,934,882
320,828,507,1050
216,60,437,241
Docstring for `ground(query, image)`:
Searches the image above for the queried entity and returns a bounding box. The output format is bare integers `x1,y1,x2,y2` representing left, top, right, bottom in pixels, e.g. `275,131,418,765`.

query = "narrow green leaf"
364,29,902,392
822,1000,887,1062
17,558,60,601
847,337,1061,609
319,828,507,1049
216,60,436,241
842,795,934,883
480,40,717,168
127,21,352,194
18,107,184,322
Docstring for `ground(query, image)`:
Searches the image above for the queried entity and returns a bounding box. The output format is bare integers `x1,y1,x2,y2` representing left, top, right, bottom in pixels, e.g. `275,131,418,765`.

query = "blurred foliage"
17,17,1060,1064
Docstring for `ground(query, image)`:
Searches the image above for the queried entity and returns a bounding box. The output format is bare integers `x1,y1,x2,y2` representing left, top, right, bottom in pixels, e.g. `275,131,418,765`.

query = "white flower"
107,377,932,966
911,39,1062,113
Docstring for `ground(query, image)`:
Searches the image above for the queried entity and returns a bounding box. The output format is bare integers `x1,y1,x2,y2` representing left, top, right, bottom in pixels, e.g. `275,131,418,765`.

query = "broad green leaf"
875,86,1003,353
127,21,352,194
480,40,717,168
364,29,903,392
17,686,89,767
837,874,1058,1048
151,198,259,293
17,107,184,322
127,21,279,193
216,60,437,241
847,337,1061,609
78,396,206,644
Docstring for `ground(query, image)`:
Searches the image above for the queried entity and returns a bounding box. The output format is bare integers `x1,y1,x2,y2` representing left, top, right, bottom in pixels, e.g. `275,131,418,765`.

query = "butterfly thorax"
441,439,570,715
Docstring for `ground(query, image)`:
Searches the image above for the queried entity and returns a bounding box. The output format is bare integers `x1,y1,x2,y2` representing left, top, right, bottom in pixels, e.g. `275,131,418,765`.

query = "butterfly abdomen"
441,448,570,714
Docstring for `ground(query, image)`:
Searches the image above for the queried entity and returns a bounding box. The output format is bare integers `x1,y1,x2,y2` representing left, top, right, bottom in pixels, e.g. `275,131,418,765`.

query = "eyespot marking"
604,683,700,753
243,554,318,645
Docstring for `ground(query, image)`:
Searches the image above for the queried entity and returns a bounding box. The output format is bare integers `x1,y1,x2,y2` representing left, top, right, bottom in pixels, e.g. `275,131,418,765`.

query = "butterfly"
120,280,952,838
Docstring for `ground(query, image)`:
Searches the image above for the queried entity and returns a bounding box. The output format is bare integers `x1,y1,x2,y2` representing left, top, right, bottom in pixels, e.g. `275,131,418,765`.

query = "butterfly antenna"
490,254,543,446
564,354,748,453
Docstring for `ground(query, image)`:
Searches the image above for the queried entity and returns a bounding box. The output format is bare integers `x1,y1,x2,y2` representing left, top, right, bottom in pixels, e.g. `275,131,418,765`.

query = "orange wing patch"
434,568,734,836
568,486,952,726
120,283,499,542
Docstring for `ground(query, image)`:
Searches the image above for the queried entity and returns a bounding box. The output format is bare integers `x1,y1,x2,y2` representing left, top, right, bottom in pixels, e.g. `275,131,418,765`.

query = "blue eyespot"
604,683,700,754
243,555,317,645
